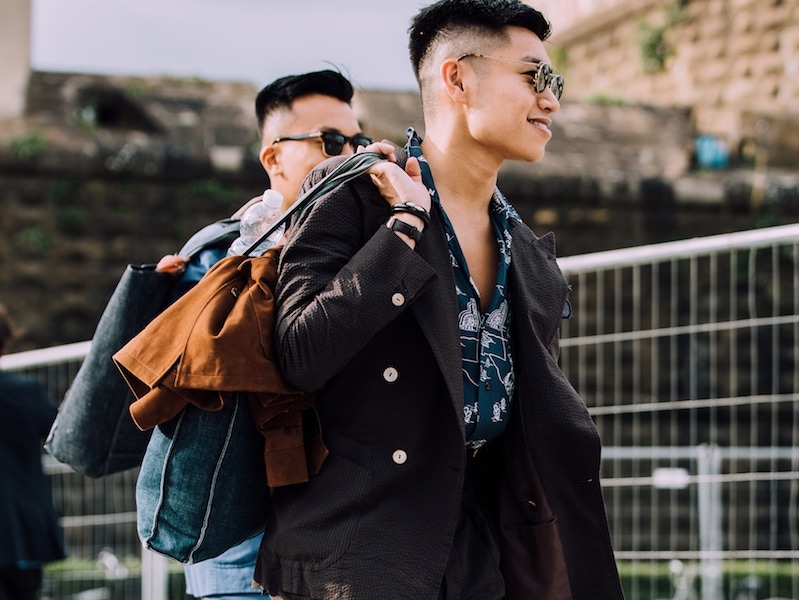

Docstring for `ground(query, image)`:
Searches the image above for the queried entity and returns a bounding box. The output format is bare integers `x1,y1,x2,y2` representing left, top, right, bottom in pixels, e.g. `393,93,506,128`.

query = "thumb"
405,156,423,184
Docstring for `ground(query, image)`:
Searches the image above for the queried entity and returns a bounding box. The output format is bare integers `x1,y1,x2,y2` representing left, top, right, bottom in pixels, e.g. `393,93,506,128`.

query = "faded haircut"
408,0,551,84
254,70,354,135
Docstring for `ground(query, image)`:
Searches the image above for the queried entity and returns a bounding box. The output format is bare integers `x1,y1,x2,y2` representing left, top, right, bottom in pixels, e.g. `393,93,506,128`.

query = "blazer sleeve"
275,170,437,392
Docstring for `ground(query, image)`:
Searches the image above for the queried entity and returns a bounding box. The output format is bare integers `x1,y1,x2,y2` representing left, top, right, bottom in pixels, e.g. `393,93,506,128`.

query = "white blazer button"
383,367,399,382
392,449,408,464
391,292,405,307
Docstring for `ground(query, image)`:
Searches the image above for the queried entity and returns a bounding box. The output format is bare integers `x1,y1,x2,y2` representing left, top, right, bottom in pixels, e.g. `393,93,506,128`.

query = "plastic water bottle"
227,189,285,256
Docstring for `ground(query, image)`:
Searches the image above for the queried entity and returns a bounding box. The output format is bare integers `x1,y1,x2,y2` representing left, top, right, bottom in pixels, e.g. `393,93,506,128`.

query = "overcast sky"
30,0,432,91
30,0,564,92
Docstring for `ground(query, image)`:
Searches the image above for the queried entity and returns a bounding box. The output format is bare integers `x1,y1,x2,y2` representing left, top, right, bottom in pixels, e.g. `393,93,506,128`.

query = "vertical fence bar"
696,444,722,600
142,550,169,600
747,248,758,579
793,242,799,600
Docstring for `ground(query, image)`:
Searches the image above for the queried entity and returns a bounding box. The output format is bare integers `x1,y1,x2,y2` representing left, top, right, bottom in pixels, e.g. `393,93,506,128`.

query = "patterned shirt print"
405,128,519,448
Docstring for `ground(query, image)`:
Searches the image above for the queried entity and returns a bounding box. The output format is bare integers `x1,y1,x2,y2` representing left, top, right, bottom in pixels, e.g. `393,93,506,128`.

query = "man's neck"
272,184,299,214
420,132,500,216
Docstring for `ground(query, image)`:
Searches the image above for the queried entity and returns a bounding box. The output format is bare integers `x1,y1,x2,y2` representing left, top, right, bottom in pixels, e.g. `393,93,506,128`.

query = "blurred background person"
0,303,66,600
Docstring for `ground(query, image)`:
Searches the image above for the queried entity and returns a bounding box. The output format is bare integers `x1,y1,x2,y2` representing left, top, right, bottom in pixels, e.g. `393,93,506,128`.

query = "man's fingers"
367,159,431,211
359,140,396,162
405,157,423,183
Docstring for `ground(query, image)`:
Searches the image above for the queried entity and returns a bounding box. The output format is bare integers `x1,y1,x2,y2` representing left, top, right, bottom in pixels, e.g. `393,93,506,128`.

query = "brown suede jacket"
113,246,327,487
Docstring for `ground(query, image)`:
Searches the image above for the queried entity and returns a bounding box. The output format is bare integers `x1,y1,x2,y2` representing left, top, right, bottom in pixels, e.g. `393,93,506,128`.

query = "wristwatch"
386,216,423,243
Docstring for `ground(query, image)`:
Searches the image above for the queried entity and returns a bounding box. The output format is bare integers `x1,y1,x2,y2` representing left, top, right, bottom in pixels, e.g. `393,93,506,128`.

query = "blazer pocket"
500,517,572,600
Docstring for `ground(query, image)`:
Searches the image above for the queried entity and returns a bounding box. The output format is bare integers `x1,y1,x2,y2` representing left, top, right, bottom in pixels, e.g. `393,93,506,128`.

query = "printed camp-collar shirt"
405,128,517,450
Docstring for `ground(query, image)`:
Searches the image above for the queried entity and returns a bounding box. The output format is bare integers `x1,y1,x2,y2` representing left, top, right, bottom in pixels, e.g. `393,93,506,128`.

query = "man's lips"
528,116,552,135
529,116,552,127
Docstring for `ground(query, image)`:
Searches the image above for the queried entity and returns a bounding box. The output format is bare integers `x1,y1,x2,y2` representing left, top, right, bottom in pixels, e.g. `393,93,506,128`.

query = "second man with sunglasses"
180,69,370,600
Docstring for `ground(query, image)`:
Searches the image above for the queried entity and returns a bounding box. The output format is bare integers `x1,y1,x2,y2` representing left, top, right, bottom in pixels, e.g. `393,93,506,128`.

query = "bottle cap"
262,189,284,208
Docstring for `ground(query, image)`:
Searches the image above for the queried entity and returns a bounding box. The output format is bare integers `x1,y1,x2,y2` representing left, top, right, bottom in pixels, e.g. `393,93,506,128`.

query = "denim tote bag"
136,393,269,564
44,264,173,478
45,220,241,478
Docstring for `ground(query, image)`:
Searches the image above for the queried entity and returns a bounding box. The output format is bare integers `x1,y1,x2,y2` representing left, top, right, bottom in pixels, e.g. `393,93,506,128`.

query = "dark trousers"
0,566,43,600
439,441,505,600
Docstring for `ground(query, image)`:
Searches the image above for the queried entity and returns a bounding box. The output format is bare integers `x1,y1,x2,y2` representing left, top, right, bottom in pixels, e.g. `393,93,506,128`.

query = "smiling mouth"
528,117,552,134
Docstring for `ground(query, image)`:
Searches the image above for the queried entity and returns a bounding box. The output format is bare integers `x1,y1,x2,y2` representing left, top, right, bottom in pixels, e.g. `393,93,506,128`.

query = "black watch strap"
387,217,423,243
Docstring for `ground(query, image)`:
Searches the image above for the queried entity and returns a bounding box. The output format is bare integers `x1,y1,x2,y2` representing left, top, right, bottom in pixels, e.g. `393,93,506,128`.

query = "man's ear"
260,144,279,175
441,58,467,103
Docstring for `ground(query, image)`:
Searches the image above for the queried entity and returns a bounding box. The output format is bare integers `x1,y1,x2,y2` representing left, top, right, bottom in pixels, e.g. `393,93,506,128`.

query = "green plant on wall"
585,92,628,106
637,1,688,74
13,227,52,254
637,21,670,73
189,178,235,207
11,132,49,160
55,206,89,234
125,80,146,97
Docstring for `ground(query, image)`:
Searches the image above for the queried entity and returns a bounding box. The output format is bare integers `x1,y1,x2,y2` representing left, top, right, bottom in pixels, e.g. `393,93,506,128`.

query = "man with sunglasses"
254,74,372,218
260,1,623,599
178,69,371,600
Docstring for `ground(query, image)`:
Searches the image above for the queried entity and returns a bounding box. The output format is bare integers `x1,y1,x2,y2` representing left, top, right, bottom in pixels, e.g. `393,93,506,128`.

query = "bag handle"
178,219,241,259
242,151,386,257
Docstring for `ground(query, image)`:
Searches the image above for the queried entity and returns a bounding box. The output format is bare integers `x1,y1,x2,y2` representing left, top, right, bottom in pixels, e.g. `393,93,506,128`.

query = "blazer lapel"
509,225,571,349
410,206,465,424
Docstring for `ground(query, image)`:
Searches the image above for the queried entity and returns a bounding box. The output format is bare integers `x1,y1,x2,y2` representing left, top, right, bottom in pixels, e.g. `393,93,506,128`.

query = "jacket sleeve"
275,171,437,392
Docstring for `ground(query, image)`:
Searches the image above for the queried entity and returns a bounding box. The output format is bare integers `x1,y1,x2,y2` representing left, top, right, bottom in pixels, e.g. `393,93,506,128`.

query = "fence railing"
559,222,799,600
4,222,799,600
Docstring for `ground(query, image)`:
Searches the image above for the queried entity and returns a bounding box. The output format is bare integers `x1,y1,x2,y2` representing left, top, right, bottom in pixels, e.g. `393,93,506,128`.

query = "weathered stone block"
740,111,799,168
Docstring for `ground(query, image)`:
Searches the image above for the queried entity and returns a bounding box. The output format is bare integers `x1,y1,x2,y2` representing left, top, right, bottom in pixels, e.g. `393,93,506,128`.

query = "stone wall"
0,168,772,353
0,72,267,351
551,0,799,167
1,71,798,352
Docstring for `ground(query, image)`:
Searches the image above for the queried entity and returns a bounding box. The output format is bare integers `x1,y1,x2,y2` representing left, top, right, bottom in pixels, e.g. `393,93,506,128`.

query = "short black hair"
254,70,354,133
408,0,551,80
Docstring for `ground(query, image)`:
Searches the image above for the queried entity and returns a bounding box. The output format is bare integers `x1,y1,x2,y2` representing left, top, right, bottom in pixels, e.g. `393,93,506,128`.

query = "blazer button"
391,292,405,307
392,449,408,464
383,367,399,383
525,499,538,511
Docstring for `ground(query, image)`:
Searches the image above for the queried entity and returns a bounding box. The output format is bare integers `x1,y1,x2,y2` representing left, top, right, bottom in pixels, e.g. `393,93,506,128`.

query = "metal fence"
4,223,799,600
559,223,799,600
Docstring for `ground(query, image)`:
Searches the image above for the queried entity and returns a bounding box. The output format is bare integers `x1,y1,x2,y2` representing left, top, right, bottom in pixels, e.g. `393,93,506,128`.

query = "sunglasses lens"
536,63,552,94
321,133,346,156
551,76,564,100
352,134,373,149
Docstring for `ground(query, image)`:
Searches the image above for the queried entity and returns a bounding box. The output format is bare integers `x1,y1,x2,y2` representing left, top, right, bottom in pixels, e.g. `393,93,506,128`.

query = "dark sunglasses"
272,131,374,157
457,53,564,100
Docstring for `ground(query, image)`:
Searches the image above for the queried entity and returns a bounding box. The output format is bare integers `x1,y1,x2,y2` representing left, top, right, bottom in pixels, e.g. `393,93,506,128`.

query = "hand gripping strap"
242,152,386,256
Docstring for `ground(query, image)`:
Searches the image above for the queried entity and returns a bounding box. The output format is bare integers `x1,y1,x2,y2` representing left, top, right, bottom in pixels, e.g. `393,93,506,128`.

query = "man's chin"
511,147,546,164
